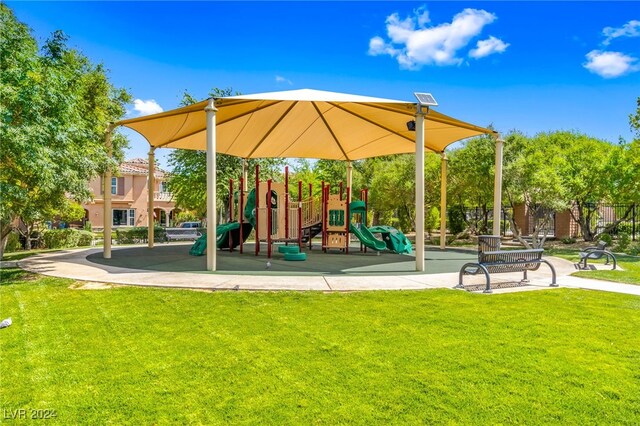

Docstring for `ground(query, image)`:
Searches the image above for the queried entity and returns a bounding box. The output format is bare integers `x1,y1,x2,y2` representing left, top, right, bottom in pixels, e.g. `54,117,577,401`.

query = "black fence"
590,203,638,240
458,203,637,241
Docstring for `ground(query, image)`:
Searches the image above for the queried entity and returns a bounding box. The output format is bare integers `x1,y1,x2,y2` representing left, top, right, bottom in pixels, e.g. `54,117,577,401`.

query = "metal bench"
456,235,557,293
165,228,201,242
579,241,616,270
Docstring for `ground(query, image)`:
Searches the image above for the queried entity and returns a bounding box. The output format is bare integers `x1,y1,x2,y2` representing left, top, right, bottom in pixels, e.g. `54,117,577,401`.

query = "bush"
615,222,632,235
4,232,22,253
615,232,630,253
115,226,166,244
83,221,93,232
426,207,440,234
599,233,613,246
561,237,577,244
448,206,466,235
629,242,640,256
43,229,81,249
77,230,93,247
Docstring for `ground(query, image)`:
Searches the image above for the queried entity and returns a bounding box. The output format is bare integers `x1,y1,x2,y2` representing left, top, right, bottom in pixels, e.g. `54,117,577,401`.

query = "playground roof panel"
118,88,494,160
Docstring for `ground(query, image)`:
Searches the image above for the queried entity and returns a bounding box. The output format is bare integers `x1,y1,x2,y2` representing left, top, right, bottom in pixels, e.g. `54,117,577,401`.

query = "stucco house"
82,158,176,229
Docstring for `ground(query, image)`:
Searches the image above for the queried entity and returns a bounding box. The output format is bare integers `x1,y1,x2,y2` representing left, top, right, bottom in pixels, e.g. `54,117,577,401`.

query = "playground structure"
191,165,412,259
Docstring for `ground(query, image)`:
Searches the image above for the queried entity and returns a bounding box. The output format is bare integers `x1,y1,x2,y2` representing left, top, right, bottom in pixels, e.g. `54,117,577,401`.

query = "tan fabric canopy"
118,89,494,160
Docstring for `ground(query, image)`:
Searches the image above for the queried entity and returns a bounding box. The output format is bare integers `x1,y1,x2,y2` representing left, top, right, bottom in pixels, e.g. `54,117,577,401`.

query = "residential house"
82,158,176,229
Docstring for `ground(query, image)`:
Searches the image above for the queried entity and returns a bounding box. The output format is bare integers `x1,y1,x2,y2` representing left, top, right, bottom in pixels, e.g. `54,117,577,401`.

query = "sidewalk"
15,246,640,295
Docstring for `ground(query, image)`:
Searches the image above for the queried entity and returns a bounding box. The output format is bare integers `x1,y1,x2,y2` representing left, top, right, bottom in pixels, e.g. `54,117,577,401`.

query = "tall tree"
503,131,570,248
447,133,496,234
167,88,285,220
0,6,130,255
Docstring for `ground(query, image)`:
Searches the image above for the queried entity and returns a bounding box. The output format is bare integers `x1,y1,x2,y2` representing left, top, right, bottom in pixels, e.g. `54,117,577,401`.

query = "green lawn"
548,248,640,285
1,270,639,424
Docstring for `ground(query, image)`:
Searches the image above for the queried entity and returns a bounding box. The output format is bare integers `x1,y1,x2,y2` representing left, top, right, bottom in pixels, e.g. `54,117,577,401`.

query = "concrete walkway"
16,246,640,295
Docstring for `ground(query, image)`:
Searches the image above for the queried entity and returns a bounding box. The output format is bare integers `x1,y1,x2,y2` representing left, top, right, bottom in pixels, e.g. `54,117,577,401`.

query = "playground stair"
277,245,307,261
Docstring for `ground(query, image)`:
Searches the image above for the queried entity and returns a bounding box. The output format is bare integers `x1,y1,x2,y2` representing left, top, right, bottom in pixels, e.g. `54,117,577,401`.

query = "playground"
188,165,413,266
87,243,476,275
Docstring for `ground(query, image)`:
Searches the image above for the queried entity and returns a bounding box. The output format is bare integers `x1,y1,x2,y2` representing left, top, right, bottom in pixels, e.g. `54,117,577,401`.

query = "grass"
1,269,639,424
1,248,64,262
548,248,640,285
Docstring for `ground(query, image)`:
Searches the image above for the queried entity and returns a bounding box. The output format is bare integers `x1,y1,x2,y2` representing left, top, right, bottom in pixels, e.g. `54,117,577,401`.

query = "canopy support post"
103,123,115,259
242,158,248,192
206,99,218,271
415,107,426,272
346,161,353,203
148,147,155,248
492,134,504,236
440,152,448,250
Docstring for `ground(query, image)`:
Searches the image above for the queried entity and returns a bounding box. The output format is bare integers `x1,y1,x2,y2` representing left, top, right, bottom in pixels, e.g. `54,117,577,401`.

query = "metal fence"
460,203,637,241
590,203,638,240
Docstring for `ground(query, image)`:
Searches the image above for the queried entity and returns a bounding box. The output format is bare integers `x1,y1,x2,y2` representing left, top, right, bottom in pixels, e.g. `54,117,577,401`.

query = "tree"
503,131,570,248
366,154,440,232
447,134,496,234
167,88,285,220
630,97,640,139
0,6,130,255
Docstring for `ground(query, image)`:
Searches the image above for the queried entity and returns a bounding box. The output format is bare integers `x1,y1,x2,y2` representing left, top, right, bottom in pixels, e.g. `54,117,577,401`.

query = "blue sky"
8,1,640,169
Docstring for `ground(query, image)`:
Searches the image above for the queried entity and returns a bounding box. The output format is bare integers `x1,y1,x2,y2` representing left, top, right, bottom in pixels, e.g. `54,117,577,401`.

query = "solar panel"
414,92,438,106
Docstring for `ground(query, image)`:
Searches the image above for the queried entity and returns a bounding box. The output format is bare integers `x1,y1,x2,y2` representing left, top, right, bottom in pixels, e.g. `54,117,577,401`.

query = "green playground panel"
329,210,345,226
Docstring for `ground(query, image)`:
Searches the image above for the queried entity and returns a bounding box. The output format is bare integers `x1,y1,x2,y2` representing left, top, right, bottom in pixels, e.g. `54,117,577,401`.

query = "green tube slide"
349,223,387,251
189,222,253,256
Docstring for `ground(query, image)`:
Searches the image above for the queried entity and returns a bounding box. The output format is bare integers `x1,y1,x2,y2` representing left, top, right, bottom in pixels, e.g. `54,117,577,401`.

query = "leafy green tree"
553,132,637,241
367,153,440,232
167,88,285,220
447,134,496,234
503,131,570,248
0,6,130,255
630,97,640,139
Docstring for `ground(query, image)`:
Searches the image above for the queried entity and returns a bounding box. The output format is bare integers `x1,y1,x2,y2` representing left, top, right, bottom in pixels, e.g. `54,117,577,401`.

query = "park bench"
578,241,616,270
456,235,557,293
165,227,201,242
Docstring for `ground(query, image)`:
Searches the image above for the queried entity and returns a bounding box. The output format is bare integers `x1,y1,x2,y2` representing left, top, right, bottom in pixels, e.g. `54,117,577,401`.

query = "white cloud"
133,99,163,116
602,20,640,46
275,75,293,85
583,50,639,78
368,6,508,69
469,36,509,59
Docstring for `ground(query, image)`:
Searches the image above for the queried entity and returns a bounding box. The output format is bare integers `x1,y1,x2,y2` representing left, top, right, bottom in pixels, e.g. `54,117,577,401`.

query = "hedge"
42,229,94,249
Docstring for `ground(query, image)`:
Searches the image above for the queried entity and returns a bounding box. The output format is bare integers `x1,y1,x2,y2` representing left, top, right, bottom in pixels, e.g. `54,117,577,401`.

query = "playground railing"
300,198,322,228
288,207,300,239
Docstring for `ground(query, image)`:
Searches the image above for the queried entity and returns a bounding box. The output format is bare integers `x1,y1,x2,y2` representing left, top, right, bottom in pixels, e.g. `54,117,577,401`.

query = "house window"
111,177,117,195
112,209,136,227
160,181,168,193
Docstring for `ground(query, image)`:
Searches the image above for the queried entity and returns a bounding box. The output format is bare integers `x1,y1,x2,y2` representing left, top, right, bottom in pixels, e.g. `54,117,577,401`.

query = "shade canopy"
118,89,494,160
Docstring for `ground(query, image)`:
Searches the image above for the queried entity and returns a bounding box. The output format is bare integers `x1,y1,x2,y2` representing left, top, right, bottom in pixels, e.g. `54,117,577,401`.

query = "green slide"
348,200,386,251
348,201,413,254
368,225,413,254
244,188,257,226
189,222,253,256
349,223,387,251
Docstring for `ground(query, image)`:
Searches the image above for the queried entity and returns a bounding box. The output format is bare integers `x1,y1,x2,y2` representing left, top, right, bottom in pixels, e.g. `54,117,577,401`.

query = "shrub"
115,226,166,244
4,232,22,253
426,207,440,234
448,206,466,235
629,242,640,256
83,221,93,232
615,232,630,253
615,222,632,235
561,237,577,244
77,230,94,247
43,229,81,249
599,233,613,246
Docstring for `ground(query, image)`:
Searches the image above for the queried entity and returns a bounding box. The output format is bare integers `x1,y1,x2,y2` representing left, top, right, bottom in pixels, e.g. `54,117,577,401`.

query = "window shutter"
117,177,125,195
